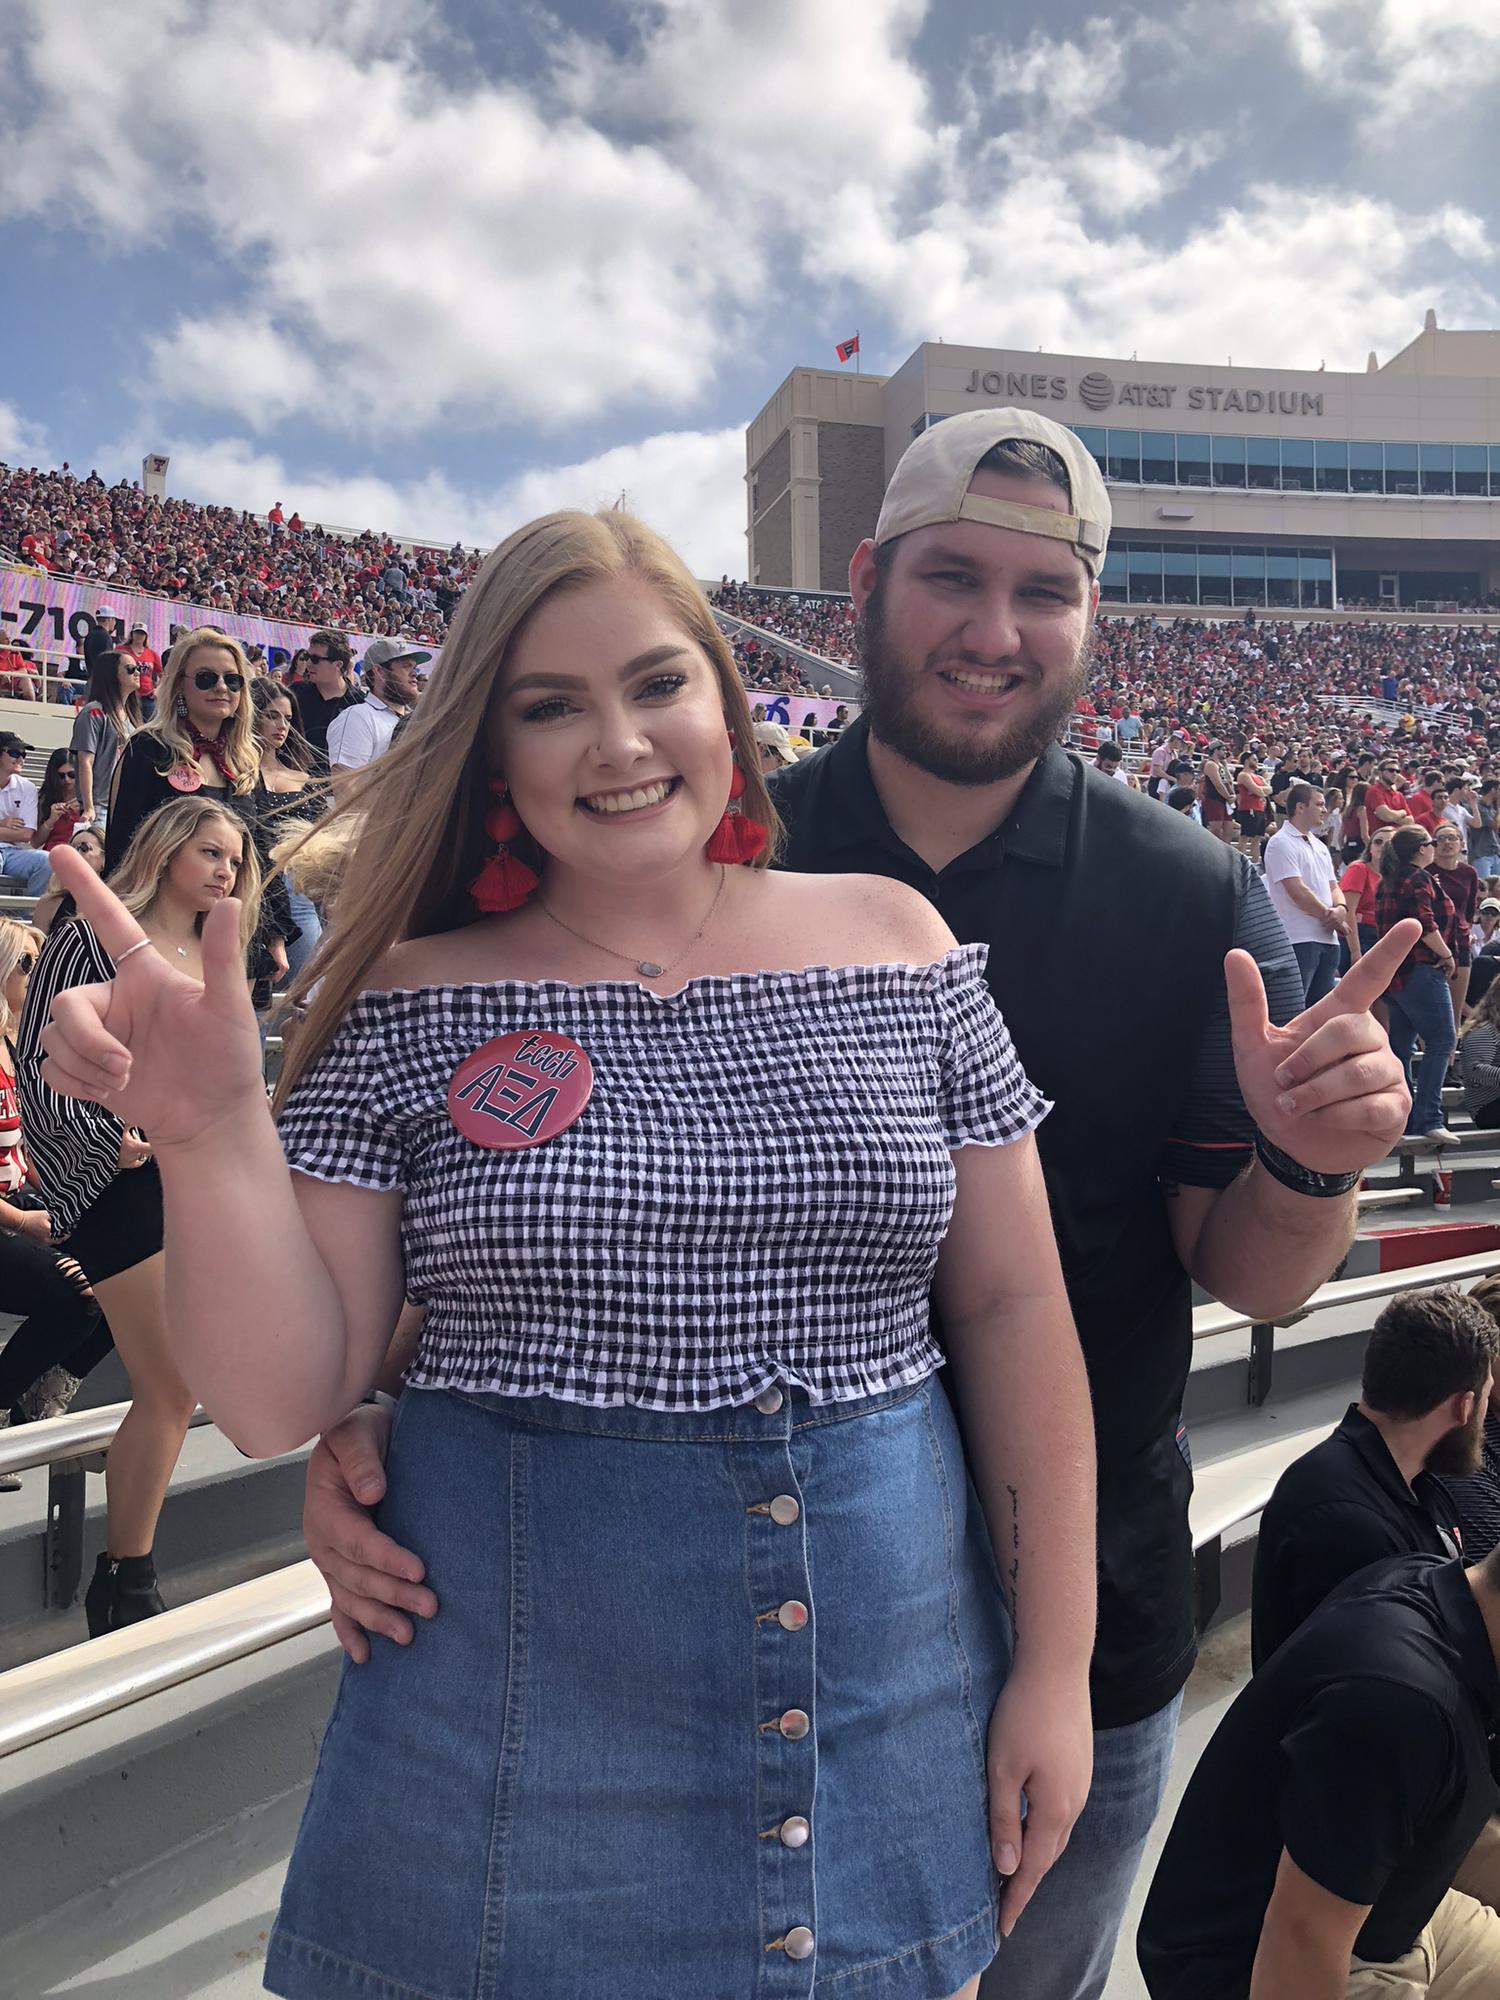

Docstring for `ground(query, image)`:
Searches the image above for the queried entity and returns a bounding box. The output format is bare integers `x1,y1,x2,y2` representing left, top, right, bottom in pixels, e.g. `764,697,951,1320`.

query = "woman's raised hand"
40,846,267,1149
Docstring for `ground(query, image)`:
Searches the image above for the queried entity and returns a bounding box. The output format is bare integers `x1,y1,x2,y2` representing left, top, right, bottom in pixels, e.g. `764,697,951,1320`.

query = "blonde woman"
103,626,294,986
16,799,261,1634
33,824,105,936
0,919,112,1485
41,510,1094,1999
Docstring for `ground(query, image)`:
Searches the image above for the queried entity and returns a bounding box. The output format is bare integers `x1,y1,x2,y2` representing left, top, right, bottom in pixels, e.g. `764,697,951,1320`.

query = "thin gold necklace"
536,867,727,980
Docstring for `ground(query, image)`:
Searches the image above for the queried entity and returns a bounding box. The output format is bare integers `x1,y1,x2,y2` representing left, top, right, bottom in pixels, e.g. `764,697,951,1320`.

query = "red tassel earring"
470,779,541,912
706,762,768,865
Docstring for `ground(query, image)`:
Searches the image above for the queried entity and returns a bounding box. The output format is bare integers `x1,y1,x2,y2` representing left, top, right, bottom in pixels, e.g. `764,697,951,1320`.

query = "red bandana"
187,727,237,788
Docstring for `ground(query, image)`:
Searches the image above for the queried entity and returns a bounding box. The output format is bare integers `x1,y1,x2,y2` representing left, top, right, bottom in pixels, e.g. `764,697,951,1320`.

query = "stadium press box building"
744,315,1500,613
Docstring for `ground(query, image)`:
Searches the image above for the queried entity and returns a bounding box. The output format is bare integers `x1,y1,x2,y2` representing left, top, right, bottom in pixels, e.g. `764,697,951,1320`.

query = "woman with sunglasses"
104,629,296,988
0,919,114,1488
33,827,105,937
71,647,144,828
35,749,81,853
16,798,262,1630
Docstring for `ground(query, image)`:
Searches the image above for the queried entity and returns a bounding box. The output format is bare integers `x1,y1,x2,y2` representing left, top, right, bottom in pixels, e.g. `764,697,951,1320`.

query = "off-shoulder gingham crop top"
275,944,1048,1412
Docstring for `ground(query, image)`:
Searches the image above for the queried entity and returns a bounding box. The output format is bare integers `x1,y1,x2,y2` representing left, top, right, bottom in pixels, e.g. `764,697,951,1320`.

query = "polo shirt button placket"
744,1383,816,1994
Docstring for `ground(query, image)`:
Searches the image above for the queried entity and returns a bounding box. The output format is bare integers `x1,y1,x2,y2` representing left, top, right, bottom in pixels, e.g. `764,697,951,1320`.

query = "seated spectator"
0,733,57,896
752,720,799,777
1447,1275,1500,1562
1166,785,1198,818
0,917,113,1487
1458,980,1500,1132
1093,742,1129,784
32,825,105,935
1138,1547,1500,1997
1251,1286,1494,1669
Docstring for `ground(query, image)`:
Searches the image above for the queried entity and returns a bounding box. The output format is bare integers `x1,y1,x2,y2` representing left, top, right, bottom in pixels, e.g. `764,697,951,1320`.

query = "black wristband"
1254,1133,1361,1199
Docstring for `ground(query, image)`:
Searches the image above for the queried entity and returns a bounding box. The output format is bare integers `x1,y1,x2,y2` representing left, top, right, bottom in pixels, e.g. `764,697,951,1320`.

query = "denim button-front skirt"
264,1371,1012,2000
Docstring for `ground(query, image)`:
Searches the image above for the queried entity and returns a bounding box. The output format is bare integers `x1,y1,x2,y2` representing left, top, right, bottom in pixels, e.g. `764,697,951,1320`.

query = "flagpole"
855,330,860,377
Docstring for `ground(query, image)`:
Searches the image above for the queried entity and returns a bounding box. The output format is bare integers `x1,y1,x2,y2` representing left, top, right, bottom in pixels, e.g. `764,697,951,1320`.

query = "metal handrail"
1192,1246,1500,1342
0,1402,211,1477
0,1559,330,1758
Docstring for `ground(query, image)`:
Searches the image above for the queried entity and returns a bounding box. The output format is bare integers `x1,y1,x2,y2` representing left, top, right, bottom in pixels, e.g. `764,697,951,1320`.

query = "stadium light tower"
143,453,169,498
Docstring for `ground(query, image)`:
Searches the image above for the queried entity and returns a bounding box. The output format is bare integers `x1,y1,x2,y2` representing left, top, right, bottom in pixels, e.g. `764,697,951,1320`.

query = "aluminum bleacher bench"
1189,1418,1335,1629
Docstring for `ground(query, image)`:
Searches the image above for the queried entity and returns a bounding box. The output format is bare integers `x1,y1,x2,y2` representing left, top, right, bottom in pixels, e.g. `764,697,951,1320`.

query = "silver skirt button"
754,1386,784,1415
769,1494,800,1526
777,1600,809,1632
779,1708,810,1739
779,1815,811,1849
784,1927,816,1960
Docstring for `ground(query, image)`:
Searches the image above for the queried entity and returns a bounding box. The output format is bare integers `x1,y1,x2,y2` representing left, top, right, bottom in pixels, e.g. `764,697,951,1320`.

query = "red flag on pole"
834,334,860,363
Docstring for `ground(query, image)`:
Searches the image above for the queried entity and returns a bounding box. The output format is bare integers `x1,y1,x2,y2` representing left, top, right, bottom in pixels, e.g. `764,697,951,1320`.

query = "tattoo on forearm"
1006,1482,1020,1625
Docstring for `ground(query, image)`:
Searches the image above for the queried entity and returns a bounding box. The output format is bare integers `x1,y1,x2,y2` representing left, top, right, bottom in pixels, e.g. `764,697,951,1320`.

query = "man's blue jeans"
1292,938,1339,1005
978,1692,1183,2000
1386,961,1456,1135
0,845,54,895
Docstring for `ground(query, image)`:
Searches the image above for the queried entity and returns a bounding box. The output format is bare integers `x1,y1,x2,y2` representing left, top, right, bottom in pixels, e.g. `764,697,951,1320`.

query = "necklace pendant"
636,960,664,978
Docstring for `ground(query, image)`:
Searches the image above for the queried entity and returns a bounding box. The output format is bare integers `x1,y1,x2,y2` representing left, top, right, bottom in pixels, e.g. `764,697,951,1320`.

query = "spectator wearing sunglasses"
0,735,54,897
291,629,361,766
35,749,81,853
71,649,144,828
104,629,296,986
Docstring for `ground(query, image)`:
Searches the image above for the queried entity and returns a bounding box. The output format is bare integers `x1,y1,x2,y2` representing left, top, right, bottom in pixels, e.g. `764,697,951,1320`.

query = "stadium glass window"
1349,442,1384,493
1106,430,1141,483
1211,436,1246,487
1455,445,1487,496
1232,547,1267,604
1198,547,1233,605
1489,446,1500,497
1141,433,1176,484
1384,442,1418,495
1176,434,1211,486
1266,549,1299,607
1314,441,1349,492
1299,550,1334,609
1280,439,1315,492
1073,426,1107,466
1246,438,1281,491
1127,543,1165,602
1163,545,1198,604
1099,546,1128,603
1419,443,1454,496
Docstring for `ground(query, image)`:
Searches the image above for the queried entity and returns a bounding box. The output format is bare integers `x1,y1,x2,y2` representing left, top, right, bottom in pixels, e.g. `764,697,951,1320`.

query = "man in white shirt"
1093,742,1131,785
327,639,422,774
1263,783,1348,1004
0,735,54,895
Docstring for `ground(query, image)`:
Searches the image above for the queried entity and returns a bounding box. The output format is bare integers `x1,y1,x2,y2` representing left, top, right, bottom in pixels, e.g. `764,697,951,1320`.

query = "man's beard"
1425,1394,1488,1478
855,575,1092,788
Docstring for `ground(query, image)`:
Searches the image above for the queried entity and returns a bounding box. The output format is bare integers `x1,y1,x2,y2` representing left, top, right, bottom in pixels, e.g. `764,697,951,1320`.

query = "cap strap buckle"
956,493,1104,558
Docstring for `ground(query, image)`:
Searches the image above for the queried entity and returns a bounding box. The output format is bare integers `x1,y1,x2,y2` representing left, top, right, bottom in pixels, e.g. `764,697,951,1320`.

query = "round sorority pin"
447,1030,594,1150
167,766,203,793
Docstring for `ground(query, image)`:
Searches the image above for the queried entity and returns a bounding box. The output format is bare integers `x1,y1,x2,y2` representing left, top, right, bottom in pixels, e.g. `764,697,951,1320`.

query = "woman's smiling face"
486,574,735,887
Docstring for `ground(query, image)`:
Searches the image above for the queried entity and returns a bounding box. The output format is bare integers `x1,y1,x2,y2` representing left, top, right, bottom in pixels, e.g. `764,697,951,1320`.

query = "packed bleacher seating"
711,579,860,666
0,462,483,642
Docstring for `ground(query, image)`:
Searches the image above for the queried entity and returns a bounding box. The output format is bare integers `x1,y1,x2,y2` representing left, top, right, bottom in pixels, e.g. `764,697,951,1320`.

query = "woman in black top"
106,629,294,983
251,678,327,986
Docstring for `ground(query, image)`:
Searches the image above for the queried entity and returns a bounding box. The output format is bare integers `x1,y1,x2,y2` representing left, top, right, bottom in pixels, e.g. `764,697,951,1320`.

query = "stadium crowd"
0,461,483,642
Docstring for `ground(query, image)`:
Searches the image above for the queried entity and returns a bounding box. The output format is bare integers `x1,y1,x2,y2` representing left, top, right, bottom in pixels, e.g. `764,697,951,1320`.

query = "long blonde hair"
107,799,262,957
146,628,259,795
0,919,44,1044
275,508,780,1107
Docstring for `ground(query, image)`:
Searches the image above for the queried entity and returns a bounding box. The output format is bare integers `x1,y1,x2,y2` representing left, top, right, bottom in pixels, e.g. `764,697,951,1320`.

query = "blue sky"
2,0,1496,575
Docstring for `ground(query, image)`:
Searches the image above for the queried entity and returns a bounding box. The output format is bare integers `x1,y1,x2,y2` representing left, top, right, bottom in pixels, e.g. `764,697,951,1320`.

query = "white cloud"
106,425,748,576
1069,135,1221,220
1262,0,1500,111
0,402,51,464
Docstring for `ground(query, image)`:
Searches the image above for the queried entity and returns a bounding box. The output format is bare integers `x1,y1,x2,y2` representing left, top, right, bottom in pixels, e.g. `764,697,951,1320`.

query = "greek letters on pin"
446,1031,594,1151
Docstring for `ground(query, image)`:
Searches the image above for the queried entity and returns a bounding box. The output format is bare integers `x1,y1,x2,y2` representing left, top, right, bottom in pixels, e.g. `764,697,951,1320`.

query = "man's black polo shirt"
1139,1556,1500,1997
1252,1404,1463,1668
292,680,361,762
769,723,1303,1726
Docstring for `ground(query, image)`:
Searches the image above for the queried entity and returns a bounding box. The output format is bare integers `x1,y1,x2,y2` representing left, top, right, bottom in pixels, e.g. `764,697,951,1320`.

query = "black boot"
84,1551,167,1637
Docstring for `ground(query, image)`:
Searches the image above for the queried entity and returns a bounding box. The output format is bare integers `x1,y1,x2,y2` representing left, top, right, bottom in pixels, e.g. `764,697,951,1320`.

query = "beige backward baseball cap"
873,407,1112,578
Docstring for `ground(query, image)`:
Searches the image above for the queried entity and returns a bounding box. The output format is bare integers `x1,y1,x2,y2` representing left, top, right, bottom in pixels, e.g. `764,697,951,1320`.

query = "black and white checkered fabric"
277,943,1049,1412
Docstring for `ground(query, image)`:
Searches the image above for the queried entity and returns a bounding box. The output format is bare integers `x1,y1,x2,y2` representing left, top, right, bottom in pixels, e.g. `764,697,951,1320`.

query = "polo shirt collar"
1341,1404,1431,1513
814,716,1075,871
1430,1557,1500,1724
